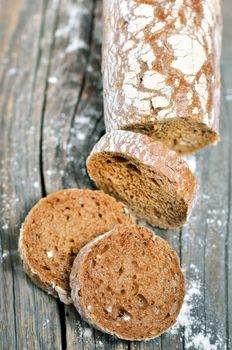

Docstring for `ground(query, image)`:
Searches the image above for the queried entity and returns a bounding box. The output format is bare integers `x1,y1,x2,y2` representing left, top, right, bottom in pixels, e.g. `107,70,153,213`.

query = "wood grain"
0,0,231,349
0,1,62,349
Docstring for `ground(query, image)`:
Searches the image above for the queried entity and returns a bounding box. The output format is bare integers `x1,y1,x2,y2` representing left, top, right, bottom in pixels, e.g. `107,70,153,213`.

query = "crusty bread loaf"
19,189,133,303
87,130,198,229
70,224,185,341
102,0,221,154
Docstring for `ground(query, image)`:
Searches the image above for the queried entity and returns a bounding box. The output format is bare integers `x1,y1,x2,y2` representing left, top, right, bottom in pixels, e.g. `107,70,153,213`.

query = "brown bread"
87,130,198,229
70,224,185,341
102,0,221,154
19,189,133,303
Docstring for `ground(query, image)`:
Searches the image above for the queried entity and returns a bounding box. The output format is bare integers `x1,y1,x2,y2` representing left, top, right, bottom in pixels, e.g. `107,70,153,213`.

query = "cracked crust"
87,130,198,229
102,0,221,153
70,224,185,341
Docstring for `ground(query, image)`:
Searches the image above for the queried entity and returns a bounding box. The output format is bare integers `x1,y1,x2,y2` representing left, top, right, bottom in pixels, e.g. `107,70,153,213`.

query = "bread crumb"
123,207,129,215
87,305,93,312
47,250,54,258
106,306,112,313
123,314,131,321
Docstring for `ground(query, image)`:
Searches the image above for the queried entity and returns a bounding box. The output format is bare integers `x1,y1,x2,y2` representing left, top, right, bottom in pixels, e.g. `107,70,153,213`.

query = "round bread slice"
87,130,198,229
19,189,133,304
70,224,185,341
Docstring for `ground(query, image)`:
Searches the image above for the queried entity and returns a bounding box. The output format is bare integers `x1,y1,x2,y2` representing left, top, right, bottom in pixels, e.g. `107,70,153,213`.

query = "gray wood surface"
0,0,231,349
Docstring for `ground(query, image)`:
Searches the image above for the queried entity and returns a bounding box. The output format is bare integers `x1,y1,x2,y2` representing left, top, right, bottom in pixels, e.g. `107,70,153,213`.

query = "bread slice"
87,130,198,229
70,224,185,341
103,0,221,154
19,189,133,304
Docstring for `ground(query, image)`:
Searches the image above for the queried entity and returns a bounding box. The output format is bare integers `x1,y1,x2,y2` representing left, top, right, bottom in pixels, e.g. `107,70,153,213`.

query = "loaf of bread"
19,189,133,303
102,0,221,154
87,130,198,229
70,224,185,341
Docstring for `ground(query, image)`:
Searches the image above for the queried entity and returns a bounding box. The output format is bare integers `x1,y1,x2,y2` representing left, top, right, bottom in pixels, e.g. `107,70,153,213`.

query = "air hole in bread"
118,266,123,275
126,163,141,174
115,307,132,321
101,244,109,254
135,294,148,309
111,156,128,163
131,281,139,293
131,260,138,269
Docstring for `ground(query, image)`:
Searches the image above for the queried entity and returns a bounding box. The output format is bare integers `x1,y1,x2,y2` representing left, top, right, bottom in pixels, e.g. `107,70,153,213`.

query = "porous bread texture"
87,131,198,229
70,224,185,341
127,118,218,154
103,0,221,154
19,189,133,304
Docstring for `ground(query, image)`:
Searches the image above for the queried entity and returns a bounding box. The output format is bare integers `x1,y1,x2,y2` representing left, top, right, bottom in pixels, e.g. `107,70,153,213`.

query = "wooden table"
0,1,231,349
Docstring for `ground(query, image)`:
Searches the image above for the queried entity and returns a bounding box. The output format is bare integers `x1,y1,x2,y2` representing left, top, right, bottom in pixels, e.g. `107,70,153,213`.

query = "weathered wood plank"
222,1,232,348
0,0,62,349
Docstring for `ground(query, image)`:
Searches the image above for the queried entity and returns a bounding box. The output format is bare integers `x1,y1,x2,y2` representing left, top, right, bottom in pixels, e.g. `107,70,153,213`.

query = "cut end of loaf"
19,189,133,302
126,117,219,154
87,131,198,229
70,224,185,341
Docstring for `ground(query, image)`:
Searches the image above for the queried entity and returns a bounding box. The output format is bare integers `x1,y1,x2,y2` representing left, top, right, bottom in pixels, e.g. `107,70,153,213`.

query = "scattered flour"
183,154,197,173
1,250,9,259
7,68,17,76
2,223,9,230
55,2,89,54
48,76,58,84
42,319,50,327
169,266,225,350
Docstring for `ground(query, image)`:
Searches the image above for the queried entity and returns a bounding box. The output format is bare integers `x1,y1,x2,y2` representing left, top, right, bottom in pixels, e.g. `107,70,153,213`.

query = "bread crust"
87,130,198,228
19,189,134,304
70,224,185,341
102,0,221,153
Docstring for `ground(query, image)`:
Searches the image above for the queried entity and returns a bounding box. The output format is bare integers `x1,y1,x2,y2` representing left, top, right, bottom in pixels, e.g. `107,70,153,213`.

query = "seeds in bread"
87,130,198,229
102,0,221,154
70,224,185,341
19,189,133,303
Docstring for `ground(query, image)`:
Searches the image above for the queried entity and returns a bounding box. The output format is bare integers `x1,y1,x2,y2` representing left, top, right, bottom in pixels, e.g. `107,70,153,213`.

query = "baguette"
102,0,221,154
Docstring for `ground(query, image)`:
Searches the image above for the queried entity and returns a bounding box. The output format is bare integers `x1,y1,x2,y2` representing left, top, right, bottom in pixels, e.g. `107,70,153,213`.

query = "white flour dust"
169,265,225,350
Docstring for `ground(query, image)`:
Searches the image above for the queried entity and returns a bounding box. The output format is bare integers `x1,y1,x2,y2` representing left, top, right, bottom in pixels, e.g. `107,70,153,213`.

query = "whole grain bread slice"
87,130,198,229
70,224,185,341
19,189,133,303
